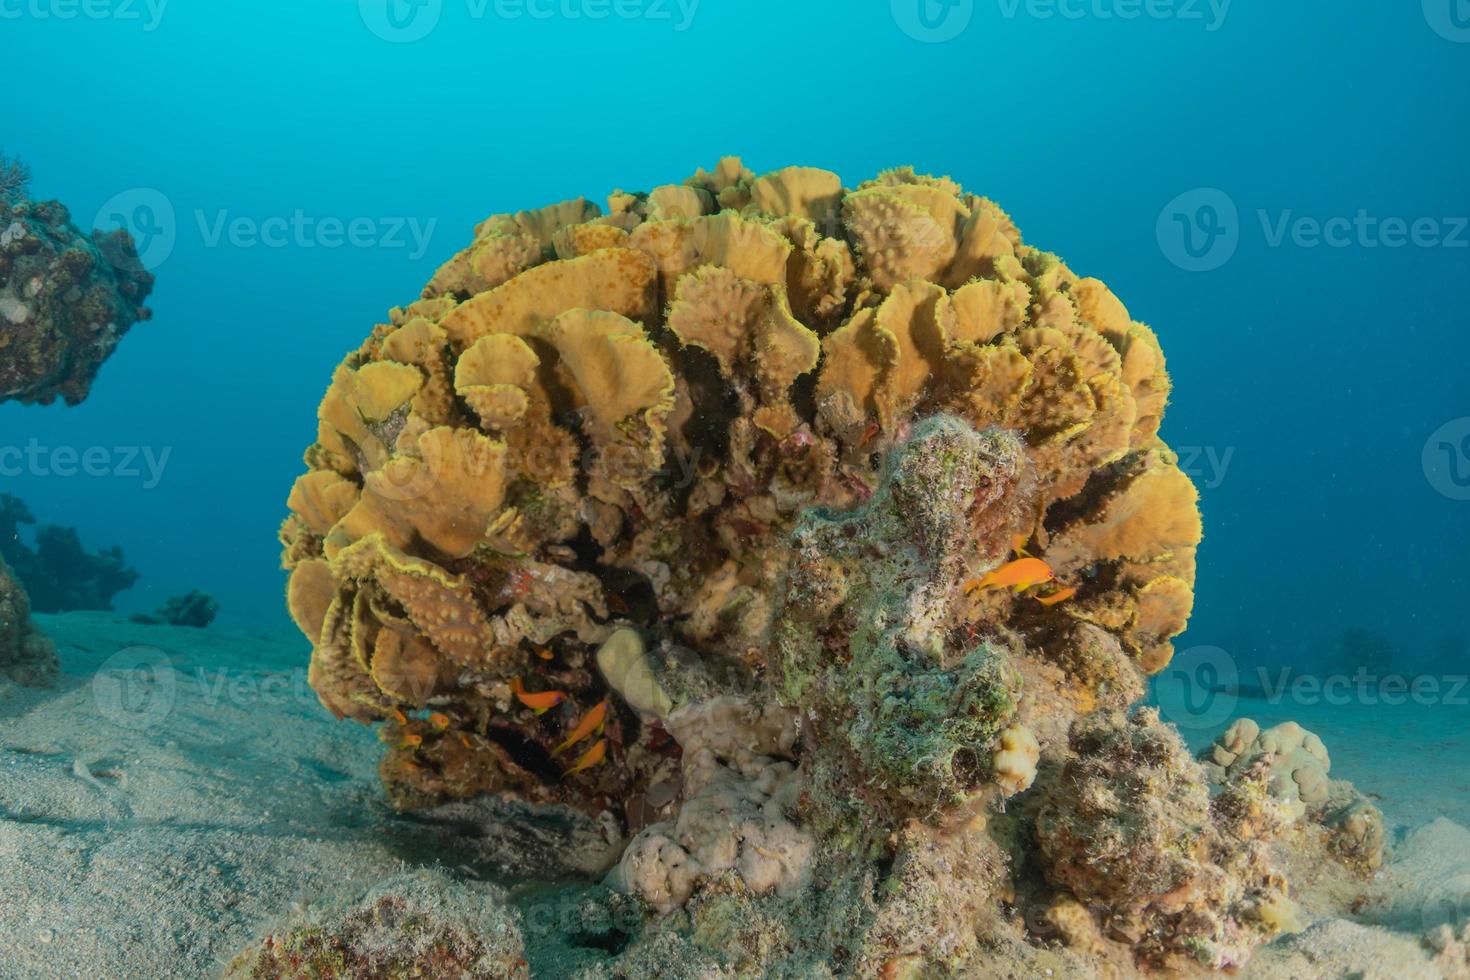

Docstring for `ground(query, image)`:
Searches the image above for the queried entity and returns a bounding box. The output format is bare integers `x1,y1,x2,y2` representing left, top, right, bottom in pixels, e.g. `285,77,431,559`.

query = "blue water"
3,0,1468,681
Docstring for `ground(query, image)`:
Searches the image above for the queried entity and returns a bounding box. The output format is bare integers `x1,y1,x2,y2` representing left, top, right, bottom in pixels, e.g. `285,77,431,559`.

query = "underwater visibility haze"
1,2,1469,978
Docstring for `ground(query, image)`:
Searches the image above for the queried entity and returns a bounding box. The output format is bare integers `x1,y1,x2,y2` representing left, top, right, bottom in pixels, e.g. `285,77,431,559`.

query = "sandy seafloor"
0,614,1467,979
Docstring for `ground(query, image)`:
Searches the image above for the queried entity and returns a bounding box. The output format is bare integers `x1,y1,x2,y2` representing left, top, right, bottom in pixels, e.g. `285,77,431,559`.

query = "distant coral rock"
130,590,219,628
0,156,154,406
0,494,139,613
0,553,58,687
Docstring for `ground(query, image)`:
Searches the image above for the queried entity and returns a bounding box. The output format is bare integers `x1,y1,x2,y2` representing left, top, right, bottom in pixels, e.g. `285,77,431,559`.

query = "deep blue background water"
3,1,1467,677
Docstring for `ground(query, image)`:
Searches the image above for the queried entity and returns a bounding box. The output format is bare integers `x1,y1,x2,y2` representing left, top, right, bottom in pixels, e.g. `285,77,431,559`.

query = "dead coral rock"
775,416,1031,826
1200,718,1387,872
1036,708,1295,972
0,183,154,406
0,554,57,687
610,696,811,914
224,870,528,980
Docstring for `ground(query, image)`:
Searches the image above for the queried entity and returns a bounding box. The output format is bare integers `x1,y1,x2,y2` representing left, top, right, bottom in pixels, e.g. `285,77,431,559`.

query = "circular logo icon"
1156,188,1239,272
1424,0,1470,43
891,0,974,42
93,646,176,731
360,0,442,43
1153,644,1239,731
1424,417,1470,501
1422,873,1470,934
93,188,176,271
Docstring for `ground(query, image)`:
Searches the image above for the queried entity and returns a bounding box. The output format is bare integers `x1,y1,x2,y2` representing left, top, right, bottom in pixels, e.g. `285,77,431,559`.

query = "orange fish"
511,677,565,715
428,713,451,730
554,700,609,757
564,737,608,776
964,557,1055,595
400,733,423,749
391,709,409,726
1035,586,1078,607
533,645,555,661
1010,533,1032,556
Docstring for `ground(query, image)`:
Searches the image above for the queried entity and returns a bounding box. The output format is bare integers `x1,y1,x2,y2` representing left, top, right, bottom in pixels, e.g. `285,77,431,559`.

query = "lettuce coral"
282,159,1217,973
0,180,153,406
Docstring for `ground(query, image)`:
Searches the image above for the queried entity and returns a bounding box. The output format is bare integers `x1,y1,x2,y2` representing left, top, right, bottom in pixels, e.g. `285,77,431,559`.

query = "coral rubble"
280,158,1242,973
0,155,154,406
0,494,139,613
0,553,58,687
1035,708,1296,970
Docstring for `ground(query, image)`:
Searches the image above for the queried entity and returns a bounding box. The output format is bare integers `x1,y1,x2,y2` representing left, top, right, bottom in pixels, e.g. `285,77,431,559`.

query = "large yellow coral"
281,158,1201,812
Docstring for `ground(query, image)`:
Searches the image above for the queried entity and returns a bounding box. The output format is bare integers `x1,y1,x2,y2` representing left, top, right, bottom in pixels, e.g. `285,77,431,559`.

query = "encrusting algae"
279,158,1368,975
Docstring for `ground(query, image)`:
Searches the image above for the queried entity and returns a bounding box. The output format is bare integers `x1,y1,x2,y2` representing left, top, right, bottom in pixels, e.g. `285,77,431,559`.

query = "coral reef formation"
280,158,1233,973
225,871,528,980
0,153,154,406
0,553,58,687
130,589,219,628
0,494,139,613
1200,718,1386,872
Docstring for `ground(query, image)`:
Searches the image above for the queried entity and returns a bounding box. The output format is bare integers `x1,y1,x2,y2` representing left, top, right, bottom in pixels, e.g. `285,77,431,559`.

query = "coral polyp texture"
282,158,1224,972
0,157,154,406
